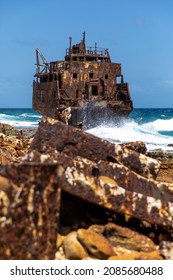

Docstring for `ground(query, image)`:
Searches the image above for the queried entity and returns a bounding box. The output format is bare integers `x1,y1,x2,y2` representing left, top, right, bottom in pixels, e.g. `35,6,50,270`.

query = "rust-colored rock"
120,141,147,154
31,117,160,180
0,130,32,163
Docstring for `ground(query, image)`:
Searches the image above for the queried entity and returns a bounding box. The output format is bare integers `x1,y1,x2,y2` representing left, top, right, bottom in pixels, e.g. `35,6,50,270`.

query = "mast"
83,31,85,45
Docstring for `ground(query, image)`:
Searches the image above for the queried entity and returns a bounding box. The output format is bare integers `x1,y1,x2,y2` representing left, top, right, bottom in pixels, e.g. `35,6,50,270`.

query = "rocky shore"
0,120,173,260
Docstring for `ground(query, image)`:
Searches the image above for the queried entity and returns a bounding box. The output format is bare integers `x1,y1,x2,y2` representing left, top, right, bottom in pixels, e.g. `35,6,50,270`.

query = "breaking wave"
1,108,173,151
87,118,173,152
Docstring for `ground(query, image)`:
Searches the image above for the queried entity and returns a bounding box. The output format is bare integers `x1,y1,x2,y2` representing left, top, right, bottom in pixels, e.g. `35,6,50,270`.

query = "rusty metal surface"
0,164,61,260
1,116,173,259
1,153,172,233
29,118,173,229
31,117,161,180
97,160,173,202
60,157,173,230
32,33,133,127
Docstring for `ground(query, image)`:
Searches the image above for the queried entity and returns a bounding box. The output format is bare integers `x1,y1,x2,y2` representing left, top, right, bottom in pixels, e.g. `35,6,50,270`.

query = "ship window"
98,58,103,62
86,56,97,61
104,58,108,62
73,73,77,79
116,76,121,84
86,56,92,61
79,56,84,61
92,85,98,96
73,56,77,61
105,74,108,79
89,73,94,79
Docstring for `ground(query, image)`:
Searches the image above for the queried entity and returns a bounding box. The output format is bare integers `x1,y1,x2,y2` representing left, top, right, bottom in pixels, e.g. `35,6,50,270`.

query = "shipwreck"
32,32,133,128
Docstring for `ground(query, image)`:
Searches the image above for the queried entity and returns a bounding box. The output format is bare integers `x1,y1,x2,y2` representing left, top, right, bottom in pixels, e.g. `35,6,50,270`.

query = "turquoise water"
0,108,41,129
129,108,173,137
1,108,173,151
88,108,173,151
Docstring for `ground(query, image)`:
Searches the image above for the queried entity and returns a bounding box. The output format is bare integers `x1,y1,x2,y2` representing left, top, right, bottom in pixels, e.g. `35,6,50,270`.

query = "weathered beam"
58,157,173,229
10,151,173,230
22,151,173,203
0,155,173,261
0,164,61,260
97,160,173,202
31,117,160,180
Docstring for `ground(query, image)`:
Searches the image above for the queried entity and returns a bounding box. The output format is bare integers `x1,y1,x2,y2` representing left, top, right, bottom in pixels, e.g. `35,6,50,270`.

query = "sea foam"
87,118,173,152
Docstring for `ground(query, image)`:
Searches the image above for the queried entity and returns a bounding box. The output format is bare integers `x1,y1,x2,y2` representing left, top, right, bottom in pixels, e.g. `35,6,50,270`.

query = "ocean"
0,108,173,152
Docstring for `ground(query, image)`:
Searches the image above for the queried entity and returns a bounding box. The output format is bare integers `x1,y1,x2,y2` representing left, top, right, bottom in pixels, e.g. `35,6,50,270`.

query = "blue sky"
1,0,173,108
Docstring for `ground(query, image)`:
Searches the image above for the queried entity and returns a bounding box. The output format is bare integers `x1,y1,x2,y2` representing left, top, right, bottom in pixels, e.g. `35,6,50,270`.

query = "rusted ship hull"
70,101,132,128
33,96,132,128
32,33,133,128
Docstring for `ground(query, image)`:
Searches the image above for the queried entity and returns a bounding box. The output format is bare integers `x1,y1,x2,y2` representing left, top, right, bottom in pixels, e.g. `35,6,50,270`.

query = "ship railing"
66,47,109,56
86,47,109,56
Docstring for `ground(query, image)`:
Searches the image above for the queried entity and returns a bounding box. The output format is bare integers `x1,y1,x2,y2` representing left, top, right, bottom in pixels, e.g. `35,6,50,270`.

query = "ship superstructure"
33,32,133,128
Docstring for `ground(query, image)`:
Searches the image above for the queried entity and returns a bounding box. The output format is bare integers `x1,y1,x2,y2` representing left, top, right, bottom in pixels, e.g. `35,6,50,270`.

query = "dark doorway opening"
92,85,98,96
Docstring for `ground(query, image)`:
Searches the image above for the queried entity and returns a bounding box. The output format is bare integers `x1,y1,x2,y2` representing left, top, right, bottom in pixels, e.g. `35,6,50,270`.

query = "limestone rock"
108,250,163,260
77,228,115,259
102,223,157,252
56,234,65,249
63,231,88,260
159,241,173,260
0,130,32,163
0,123,18,136
55,247,66,260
